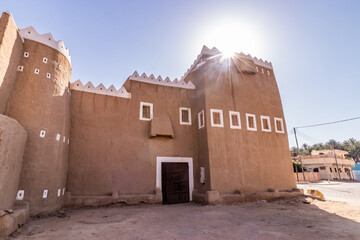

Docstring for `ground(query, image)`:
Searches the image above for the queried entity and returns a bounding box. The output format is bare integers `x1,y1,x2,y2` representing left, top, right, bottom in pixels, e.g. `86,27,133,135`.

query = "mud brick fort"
0,11,298,222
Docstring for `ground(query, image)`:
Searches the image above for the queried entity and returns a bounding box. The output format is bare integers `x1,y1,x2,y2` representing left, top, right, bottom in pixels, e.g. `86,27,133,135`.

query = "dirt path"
8,196,360,240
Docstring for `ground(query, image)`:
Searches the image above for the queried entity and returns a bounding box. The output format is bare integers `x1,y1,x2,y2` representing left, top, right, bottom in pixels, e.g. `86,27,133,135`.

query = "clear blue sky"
2,0,360,147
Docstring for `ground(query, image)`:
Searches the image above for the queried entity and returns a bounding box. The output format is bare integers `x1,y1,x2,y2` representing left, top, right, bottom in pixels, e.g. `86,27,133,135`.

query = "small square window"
16,190,25,200
56,133,61,141
256,66,259,72
46,73,51,78
57,189,61,197
267,70,270,76
42,189,48,199
24,52,29,58
39,130,46,138
261,69,264,74
180,107,191,125
198,110,205,129
140,102,153,121
34,69,40,74
43,57,48,63
260,116,271,132
274,117,284,133
17,66,24,72
246,113,257,131
58,64,62,70
210,109,223,127
229,111,241,129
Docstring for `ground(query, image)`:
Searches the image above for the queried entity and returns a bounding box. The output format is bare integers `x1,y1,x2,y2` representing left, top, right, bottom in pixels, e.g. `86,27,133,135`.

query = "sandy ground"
7,196,360,240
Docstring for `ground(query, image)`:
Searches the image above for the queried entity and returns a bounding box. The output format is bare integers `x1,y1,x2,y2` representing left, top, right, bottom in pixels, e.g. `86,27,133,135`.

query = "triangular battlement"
128,71,195,89
19,26,71,64
179,45,273,81
70,80,131,98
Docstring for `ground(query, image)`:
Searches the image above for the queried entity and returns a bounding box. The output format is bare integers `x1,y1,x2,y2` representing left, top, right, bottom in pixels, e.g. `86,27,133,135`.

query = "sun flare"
200,19,262,58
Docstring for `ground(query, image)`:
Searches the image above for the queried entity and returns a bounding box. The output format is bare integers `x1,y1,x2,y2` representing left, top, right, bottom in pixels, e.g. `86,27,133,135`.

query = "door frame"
156,156,194,201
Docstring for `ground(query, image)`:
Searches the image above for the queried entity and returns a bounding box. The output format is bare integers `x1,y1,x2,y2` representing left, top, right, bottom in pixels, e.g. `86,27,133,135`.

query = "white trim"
42,189,48,199
179,107,191,125
260,115,271,132
274,117,285,133
34,69,40,74
140,102,153,121
16,190,25,200
246,113,257,131
210,109,224,127
24,52,29,58
43,57,48,63
229,111,241,129
156,156,194,201
39,130,46,138
198,110,205,129
46,73,51,79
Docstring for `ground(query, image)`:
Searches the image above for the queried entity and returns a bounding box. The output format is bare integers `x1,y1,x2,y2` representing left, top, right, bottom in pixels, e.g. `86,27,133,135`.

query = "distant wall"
0,12,23,114
0,114,27,210
294,172,320,182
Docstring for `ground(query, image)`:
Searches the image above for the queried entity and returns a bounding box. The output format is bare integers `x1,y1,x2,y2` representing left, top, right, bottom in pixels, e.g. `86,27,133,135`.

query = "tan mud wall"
0,12,23,114
5,39,71,215
0,114,27,210
67,81,201,196
295,172,320,182
199,61,296,193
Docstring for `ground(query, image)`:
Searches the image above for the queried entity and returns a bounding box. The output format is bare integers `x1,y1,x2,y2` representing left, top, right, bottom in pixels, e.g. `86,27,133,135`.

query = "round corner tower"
5,26,72,215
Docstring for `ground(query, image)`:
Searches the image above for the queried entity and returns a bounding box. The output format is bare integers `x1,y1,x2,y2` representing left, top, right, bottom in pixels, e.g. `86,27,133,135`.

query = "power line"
295,116,360,129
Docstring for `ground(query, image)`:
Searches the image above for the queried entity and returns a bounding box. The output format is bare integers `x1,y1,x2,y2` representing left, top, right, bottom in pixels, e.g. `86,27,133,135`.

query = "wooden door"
161,162,189,204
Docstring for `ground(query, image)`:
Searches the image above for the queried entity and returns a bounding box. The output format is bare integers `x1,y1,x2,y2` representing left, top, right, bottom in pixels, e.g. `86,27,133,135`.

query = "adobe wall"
0,12,23,114
198,58,296,193
67,80,204,196
0,114,27,210
5,39,71,215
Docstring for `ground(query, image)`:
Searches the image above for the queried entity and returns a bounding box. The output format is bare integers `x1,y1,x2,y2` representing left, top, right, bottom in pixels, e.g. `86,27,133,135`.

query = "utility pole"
332,145,341,180
294,128,306,182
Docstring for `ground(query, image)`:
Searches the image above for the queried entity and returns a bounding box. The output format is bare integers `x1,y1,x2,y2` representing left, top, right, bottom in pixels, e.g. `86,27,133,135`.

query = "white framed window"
256,66,259,72
140,102,153,121
229,111,241,129
210,109,224,127
60,79,63,85
267,70,270,76
274,117,284,133
34,69,40,74
46,73,51,79
260,116,271,132
58,64,62,70
24,52,29,58
16,190,25,200
261,69,264,74
56,134,61,141
246,113,257,131
42,189,48,199
17,66,24,72
43,57,48,63
198,110,205,129
39,130,46,138
57,189,61,197
179,107,191,125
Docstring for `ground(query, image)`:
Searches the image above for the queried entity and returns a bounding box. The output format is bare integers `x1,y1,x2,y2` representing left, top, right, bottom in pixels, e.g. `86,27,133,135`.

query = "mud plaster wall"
0,12,23,114
5,39,71,215
199,61,296,193
67,80,206,196
0,114,27,210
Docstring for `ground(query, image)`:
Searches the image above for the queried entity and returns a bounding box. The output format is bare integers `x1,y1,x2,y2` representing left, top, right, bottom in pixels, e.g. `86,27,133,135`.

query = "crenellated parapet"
180,45,273,81
129,71,195,89
70,80,131,99
19,26,71,64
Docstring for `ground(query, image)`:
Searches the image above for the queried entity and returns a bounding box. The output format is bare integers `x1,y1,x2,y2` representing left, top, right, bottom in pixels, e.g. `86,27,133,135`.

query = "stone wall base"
0,201,29,238
65,189,162,208
193,189,303,204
